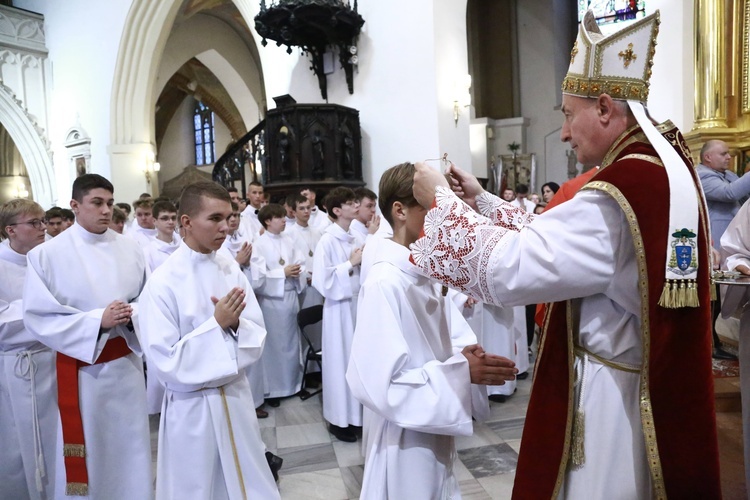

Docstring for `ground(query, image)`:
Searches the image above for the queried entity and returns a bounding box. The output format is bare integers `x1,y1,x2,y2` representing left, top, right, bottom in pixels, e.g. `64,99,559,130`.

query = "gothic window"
578,0,645,26
194,101,216,165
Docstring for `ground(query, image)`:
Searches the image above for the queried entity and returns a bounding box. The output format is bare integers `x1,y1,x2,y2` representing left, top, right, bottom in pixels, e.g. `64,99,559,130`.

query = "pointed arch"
0,82,54,206
110,0,263,146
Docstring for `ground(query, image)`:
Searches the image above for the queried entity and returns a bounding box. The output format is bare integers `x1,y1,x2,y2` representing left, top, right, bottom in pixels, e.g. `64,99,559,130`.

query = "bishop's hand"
211,287,246,331
413,162,450,208
446,164,485,211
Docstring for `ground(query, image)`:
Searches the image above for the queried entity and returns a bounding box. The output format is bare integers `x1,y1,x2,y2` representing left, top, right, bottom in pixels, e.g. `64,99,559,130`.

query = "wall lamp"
453,74,472,127
143,153,160,184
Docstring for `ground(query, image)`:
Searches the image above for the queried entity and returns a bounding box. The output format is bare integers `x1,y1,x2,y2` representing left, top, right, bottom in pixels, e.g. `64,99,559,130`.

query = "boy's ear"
180,214,191,230
391,201,407,222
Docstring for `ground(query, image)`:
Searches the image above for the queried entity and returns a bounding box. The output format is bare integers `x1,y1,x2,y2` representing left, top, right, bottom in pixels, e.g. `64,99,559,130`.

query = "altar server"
127,198,157,247
312,187,364,442
23,174,152,499
138,181,279,500
253,204,306,402
143,200,181,275
347,162,517,498
0,199,58,500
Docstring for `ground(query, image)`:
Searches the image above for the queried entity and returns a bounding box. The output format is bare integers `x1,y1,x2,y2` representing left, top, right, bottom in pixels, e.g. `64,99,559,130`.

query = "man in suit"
697,139,750,360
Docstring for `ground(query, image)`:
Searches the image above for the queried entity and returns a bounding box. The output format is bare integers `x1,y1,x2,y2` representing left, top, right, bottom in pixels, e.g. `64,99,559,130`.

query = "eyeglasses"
8,218,48,230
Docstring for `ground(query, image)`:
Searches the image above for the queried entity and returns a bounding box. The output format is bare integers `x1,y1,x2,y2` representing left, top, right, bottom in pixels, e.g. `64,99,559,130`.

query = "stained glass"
193,100,216,166
578,0,645,26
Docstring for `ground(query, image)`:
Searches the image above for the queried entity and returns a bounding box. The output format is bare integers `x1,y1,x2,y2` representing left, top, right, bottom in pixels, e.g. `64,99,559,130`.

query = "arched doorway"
109,0,264,199
0,81,55,206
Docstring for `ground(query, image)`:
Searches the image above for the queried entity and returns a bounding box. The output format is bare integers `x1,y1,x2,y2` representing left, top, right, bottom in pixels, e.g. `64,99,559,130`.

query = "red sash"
56,336,132,496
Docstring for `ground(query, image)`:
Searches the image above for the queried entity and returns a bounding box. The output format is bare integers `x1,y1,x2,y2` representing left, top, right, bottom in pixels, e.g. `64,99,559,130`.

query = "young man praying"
23,174,152,499
138,181,278,499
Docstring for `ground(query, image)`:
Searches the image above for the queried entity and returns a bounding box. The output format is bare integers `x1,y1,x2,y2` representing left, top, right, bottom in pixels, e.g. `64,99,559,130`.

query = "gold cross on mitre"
618,43,637,69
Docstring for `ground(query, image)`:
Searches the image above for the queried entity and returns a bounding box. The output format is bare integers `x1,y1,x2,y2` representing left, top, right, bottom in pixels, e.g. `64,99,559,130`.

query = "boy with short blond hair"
128,198,157,247
0,199,58,499
346,162,517,499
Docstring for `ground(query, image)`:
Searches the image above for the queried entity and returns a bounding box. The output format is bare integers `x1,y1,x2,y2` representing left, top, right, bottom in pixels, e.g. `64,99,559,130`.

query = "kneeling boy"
346,162,517,499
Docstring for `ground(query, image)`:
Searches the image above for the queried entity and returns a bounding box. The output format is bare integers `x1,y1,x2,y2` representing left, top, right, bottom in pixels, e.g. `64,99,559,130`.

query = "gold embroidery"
570,40,579,64
63,444,85,458
550,300,577,498
620,153,664,167
618,43,638,68
220,387,248,500
582,181,667,499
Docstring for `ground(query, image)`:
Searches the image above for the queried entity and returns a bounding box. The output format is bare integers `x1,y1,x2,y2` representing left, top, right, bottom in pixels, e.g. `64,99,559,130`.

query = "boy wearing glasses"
312,187,364,443
143,200,181,275
0,199,58,500
23,174,152,499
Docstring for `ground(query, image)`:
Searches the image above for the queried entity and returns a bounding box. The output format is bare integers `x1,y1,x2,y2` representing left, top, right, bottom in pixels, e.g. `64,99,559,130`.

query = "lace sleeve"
411,187,516,303
476,191,535,229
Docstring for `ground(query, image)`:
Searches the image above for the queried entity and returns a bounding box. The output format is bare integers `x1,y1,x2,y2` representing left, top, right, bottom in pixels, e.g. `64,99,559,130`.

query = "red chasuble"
512,123,721,499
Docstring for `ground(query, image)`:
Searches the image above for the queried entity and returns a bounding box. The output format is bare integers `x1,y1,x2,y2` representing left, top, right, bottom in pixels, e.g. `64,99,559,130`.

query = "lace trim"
412,187,529,304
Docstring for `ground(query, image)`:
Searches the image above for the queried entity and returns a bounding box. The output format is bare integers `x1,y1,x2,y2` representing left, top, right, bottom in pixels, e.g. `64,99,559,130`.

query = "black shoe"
265,398,281,408
348,425,363,438
516,372,529,380
329,424,357,442
265,451,283,482
489,394,508,403
713,347,738,361
255,407,269,419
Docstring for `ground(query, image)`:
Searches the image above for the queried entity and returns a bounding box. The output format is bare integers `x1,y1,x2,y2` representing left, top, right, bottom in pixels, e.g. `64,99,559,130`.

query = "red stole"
512,126,721,499
57,336,132,496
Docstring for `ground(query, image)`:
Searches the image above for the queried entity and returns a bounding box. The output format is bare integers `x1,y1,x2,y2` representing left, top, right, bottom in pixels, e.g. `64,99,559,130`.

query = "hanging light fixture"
255,0,365,100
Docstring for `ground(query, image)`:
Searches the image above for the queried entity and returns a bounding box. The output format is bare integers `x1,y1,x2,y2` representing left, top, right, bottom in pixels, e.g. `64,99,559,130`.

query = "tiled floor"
148,361,747,499
149,374,532,500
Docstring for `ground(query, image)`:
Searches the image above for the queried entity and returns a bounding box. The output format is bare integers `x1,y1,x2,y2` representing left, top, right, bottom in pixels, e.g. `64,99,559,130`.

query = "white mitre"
563,10,702,309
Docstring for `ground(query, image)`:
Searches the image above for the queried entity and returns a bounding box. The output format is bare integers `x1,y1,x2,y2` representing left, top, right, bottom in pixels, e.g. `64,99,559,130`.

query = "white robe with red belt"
23,224,152,500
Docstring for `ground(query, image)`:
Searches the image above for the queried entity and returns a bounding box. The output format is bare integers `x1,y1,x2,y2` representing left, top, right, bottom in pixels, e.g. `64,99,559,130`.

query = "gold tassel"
686,280,700,307
570,408,585,470
66,482,88,496
676,281,687,308
658,280,674,308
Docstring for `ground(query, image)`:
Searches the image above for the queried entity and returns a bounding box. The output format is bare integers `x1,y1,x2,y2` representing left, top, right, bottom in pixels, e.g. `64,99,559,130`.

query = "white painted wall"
15,0,132,203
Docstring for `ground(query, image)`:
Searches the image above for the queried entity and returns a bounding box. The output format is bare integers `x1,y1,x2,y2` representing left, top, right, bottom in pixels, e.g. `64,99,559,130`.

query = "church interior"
1,0,749,498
